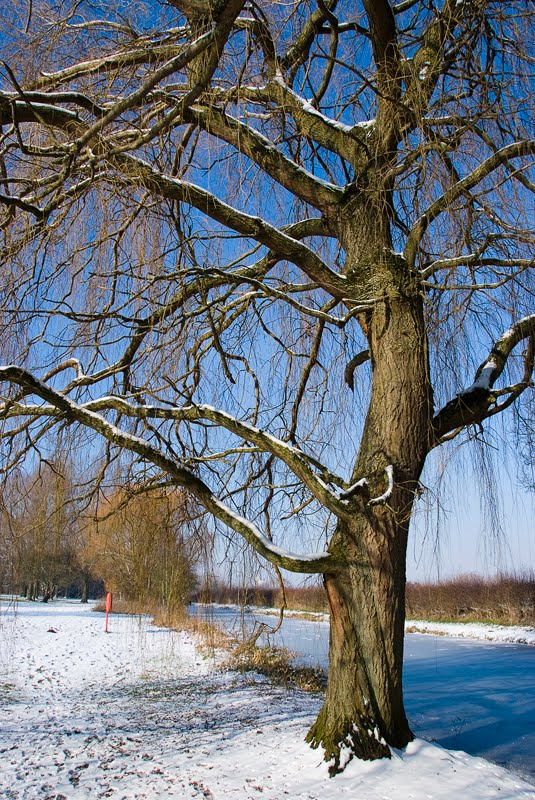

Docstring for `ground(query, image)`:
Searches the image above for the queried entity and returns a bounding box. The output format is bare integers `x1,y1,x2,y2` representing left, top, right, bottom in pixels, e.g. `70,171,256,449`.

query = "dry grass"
157,605,326,692
153,605,233,653
226,642,326,693
405,572,535,626
92,597,143,615
93,598,233,652
93,597,325,691
197,584,329,613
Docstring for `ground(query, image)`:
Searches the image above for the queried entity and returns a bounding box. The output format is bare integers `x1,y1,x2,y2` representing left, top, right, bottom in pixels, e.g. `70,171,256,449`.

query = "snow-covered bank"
405,619,535,645
1,599,534,800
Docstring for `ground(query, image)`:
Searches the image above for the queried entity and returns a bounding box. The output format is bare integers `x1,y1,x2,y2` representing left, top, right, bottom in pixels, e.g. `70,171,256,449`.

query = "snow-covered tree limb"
239,77,370,165
185,105,345,209
432,315,535,444
109,153,348,298
0,390,350,517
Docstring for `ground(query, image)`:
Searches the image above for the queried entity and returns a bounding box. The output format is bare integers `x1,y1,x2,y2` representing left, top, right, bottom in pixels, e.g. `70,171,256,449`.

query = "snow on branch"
421,256,534,283
28,38,189,91
338,478,368,501
209,497,338,573
111,152,348,299
185,104,344,209
267,75,372,165
337,465,395,507
77,28,219,147
459,315,535,395
368,465,395,506
0,388,349,519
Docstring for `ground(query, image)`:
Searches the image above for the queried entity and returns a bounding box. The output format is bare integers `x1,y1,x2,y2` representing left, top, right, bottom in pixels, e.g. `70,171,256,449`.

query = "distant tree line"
0,460,204,605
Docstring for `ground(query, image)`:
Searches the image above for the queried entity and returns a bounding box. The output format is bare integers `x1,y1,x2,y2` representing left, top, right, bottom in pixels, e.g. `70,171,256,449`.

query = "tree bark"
307,210,432,771
306,514,413,774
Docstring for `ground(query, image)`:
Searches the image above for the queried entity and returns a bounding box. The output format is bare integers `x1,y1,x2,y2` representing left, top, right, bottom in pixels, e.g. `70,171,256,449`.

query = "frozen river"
193,605,535,781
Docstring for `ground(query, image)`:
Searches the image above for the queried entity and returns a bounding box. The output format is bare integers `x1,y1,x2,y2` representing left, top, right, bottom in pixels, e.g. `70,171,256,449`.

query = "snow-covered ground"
198,603,535,777
1,599,534,800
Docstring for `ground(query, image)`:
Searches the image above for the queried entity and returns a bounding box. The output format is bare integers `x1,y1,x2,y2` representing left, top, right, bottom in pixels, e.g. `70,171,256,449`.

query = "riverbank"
1,599,534,799
405,619,535,645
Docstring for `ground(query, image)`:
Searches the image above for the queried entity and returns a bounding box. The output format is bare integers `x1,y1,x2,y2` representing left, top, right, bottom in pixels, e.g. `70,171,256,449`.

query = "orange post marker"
105,591,113,633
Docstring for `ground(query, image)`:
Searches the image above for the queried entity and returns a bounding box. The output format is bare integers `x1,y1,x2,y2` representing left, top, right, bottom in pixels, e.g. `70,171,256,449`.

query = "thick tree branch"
264,76,370,165
421,256,534,281
109,153,348,298
394,0,468,146
0,97,82,133
0,90,107,117
344,349,370,391
432,315,535,444
362,0,401,114
282,0,339,77
185,104,344,209
28,38,190,91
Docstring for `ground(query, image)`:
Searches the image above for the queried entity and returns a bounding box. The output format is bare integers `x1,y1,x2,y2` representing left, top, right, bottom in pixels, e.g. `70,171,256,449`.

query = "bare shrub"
88,488,200,610
205,573,535,626
405,572,535,625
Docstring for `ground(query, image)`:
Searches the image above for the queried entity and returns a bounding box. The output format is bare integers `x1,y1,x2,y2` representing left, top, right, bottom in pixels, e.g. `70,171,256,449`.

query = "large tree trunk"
307,212,432,771
306,515,412,774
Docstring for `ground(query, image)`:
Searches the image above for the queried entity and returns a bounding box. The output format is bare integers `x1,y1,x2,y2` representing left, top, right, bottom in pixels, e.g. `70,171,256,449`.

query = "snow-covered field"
1,600,534,800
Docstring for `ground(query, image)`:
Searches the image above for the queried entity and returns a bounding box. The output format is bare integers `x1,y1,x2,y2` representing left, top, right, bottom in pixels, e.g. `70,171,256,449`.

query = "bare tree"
85,487,199,607
0,461,79,599
0,0,533,773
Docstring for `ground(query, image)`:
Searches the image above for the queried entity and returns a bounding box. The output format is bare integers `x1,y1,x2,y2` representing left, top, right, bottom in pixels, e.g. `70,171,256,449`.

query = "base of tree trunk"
306,707,401,776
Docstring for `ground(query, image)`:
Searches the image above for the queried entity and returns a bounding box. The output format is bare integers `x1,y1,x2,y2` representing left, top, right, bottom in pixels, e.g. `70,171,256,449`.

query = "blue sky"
408,457,534,581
